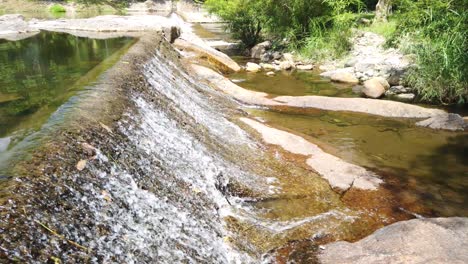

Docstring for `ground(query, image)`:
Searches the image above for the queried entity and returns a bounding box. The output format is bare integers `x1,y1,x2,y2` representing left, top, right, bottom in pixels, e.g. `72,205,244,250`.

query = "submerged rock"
319,217,468,264
395,93,416,102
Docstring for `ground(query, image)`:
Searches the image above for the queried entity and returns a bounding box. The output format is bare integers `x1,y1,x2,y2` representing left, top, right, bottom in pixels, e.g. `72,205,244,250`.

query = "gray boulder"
250,41,272,59
416,113,467,131
260,51,273,62
319,217,468,264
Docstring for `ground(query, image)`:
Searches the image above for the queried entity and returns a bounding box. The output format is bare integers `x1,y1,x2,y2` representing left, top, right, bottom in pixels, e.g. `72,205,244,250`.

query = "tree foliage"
205,0,363,47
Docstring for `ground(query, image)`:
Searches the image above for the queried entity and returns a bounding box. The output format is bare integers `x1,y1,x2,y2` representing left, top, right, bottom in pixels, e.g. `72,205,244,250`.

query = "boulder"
319,217,468,264
245,62,261,72
266,71,275,77
296,64,314,70
374,77,390,89
387,69,406,86
282,53,294,62
272,51,283,60
260,52,274,62
250,41,271,59
330,72,359,84
416,113,467,131
344,58,358,67
363,78,386,98
279,60,294,71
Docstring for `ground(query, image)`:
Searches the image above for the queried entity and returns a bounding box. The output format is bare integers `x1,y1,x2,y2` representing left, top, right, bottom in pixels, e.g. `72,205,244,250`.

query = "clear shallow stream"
0,31,134,172
247,108,468,217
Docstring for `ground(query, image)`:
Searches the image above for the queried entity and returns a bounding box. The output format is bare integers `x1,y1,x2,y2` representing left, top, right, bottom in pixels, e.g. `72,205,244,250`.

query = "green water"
0,31,133,157
247,108,468,217
229,69,359,97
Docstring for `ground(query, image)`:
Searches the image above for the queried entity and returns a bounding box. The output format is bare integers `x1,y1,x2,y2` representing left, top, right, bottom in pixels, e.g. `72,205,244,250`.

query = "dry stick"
34,220,89,252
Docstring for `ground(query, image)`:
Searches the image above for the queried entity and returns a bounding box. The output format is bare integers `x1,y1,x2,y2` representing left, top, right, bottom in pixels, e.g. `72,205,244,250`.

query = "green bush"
49,4,67,13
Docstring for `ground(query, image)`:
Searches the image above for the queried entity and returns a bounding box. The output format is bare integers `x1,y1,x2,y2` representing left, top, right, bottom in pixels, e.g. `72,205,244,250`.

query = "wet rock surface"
319,217,468,264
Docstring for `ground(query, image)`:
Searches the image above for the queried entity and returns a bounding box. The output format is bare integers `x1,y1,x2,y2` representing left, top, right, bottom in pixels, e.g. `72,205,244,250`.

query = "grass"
402,33,467,104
